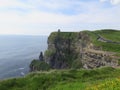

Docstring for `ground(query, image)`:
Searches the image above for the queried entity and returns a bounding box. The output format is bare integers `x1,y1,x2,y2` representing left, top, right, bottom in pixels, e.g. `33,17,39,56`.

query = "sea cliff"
30,30,120,71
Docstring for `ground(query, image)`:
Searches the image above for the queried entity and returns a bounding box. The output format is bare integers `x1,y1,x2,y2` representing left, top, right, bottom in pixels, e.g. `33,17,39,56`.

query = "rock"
39,52,44,61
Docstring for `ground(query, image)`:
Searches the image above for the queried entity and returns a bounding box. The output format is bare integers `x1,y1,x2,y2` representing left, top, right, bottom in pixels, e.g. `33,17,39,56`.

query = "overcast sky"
0,0,120,35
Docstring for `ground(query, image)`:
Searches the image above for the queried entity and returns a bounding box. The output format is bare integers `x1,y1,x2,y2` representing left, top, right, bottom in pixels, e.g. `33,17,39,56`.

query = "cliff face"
45,32,80,69
44,31,118,69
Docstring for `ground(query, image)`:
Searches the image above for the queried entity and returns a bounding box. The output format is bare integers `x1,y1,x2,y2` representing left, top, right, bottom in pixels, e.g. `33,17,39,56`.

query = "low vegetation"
94,29,120,42
48,31,78,43
44,49,56,57
1,67,120,90
87,78,120,90
30,60,50,71
85,29,120,53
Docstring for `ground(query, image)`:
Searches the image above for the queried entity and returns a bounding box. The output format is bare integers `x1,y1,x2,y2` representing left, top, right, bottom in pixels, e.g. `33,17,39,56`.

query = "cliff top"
48,29,120,54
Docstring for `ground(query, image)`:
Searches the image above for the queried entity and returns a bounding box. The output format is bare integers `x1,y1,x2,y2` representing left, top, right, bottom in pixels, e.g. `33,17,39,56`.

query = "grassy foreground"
0,67,120,90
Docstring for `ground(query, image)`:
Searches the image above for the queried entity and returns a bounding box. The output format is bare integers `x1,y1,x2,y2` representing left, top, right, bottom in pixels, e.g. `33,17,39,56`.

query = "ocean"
0,35,48,79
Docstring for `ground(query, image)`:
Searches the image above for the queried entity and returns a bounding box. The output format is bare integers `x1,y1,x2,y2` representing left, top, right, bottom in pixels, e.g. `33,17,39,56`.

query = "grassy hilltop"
0,29,120,90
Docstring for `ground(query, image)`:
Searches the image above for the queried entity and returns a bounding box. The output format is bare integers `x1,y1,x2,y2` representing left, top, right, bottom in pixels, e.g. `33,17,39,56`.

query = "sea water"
0,35,47,79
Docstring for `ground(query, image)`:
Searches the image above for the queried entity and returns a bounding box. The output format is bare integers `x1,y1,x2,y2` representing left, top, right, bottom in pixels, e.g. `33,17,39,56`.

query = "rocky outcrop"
39,52,44,61
82,50,118,69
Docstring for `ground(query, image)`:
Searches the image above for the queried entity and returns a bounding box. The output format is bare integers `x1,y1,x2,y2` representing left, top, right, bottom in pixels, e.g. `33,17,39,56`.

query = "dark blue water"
0,35,48,79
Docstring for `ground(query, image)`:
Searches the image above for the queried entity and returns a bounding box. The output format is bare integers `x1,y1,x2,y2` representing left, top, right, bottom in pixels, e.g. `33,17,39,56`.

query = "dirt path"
95,33,120,44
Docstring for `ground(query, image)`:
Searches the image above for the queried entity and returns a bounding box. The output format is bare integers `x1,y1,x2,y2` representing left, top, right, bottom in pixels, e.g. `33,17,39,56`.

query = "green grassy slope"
85,29,120,53
95,29,120,42
0,67,120,90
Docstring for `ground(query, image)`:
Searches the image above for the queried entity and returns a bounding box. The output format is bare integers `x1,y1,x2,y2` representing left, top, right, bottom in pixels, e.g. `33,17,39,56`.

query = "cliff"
30,30,120,71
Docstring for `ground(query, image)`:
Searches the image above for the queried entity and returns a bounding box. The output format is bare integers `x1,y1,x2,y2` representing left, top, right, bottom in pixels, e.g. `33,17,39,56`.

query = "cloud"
0,0,119,35
0,0,31,8
100,0,108,2
110,0,120,4
100,0,120,5
1,0,119,24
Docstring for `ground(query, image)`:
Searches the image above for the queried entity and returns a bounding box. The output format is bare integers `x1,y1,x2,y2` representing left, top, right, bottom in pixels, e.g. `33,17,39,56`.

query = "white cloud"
100,0,120,5
0,0,119,35
110,0,120,4
0,0,30,8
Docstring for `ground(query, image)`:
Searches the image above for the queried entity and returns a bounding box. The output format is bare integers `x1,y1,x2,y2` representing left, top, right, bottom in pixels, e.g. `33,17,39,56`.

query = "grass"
87,78,120,90
51,81,86,90
1,67,120,90
95,29,120,42
85,29,120,53
48,32,78,43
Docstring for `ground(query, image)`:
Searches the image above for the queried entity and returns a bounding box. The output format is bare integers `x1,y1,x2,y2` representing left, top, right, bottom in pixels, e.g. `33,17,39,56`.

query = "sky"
0,0,120,35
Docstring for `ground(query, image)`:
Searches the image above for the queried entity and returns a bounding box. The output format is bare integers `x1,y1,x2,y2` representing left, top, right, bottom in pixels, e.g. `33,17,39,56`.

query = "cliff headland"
30,29,120,71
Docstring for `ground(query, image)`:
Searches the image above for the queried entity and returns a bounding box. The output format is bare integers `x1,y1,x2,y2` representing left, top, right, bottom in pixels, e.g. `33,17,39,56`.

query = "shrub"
45,49,56,57
30,60,50,71
72,59,83,69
